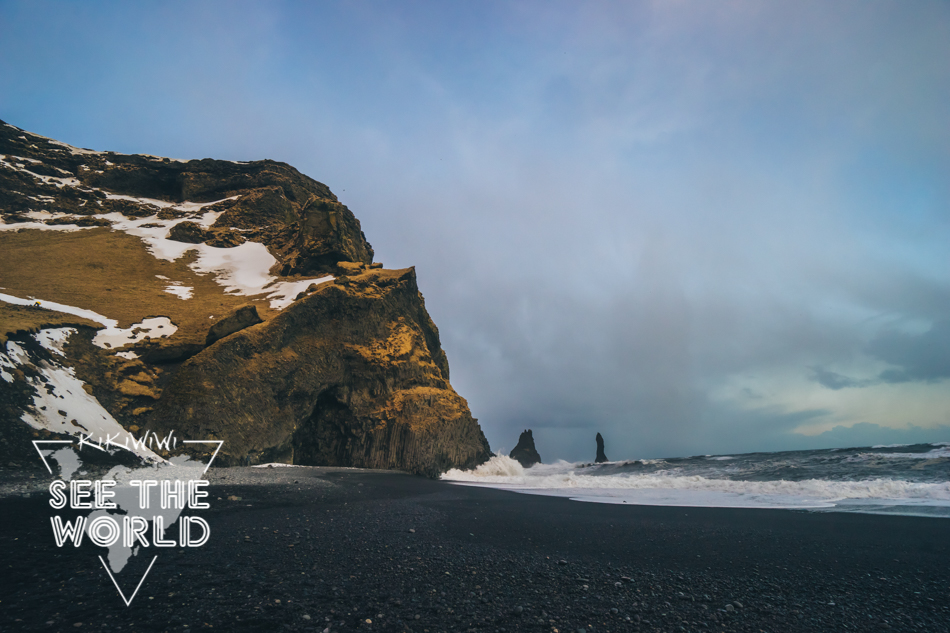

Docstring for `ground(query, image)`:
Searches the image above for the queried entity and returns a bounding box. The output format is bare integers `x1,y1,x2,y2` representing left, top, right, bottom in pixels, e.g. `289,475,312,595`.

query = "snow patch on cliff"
1,329,161,461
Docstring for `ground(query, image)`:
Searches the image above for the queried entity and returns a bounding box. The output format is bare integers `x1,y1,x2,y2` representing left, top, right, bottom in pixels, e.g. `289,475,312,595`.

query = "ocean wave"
848,447,950,461
441,461,950,503
447,454,525,477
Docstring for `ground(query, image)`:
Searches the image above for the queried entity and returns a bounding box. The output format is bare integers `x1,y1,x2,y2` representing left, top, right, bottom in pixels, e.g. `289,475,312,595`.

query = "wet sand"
1,467,948,632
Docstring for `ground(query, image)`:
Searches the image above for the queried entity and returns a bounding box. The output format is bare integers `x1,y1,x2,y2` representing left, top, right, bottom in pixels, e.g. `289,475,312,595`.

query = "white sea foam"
517,488,837,510
445,454,525,478
442,456,950,514
846,447,950,461
891,447,950,459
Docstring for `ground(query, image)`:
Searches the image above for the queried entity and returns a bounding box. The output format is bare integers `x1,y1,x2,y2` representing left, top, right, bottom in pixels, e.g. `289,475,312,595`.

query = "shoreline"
1,467,948,632
443,481,950,519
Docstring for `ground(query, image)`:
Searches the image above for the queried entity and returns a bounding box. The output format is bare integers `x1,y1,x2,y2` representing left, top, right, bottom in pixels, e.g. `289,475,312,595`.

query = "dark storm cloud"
868,320,950,384
811,320,950,390
810,367,876,390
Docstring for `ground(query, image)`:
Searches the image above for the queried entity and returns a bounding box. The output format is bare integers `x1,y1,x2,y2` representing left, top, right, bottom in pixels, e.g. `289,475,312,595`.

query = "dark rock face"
509,429,542,467
205,304,263,346
47,215,111,227
595,432,609,463
0,119,490,476
166,221,246,248
145,268,491,476
0,120,373,276
167,221,209,244
204,228,245,248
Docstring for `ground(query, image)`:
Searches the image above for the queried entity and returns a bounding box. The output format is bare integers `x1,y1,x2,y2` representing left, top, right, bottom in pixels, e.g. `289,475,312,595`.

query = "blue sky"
2,0,949,460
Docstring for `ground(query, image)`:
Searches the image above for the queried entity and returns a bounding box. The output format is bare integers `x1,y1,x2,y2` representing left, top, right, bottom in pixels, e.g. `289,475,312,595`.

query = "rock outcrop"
509,429,542,467
145,267,491,475
205,304,262,346
0,121,373,276
0,119,490,475
595,432,608,463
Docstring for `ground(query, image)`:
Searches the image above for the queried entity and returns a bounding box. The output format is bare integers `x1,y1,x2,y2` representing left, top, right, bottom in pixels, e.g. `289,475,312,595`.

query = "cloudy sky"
2,1,948,461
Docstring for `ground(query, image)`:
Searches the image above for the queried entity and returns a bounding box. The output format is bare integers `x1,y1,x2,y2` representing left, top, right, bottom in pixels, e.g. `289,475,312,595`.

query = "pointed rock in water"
509,429,541,467
595,432,608,463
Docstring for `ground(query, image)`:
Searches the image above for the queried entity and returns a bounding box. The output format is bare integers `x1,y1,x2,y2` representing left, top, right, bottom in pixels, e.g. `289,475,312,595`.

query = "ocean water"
441,442,950,518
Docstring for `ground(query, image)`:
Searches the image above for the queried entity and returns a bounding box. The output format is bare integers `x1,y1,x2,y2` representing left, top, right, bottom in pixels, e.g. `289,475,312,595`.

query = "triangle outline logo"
34,436,225,606
99,555,158,607
32,439,74,474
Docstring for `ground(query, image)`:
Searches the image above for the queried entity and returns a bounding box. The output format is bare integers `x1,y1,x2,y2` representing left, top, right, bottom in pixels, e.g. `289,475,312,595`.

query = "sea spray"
444,454,525,478
441,442,950,517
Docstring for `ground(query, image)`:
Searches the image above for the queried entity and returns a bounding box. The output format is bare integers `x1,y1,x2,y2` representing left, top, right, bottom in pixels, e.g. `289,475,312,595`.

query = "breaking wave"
444,454,525,478
441,442,950,517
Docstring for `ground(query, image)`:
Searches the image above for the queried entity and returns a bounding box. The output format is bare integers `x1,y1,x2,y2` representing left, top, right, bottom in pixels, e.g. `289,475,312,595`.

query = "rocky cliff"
0,119,490,475
0,122,372,276
145,267,489,476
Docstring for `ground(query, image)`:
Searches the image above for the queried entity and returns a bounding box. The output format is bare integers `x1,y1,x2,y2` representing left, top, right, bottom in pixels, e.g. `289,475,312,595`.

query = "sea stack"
595,432,608,463
509,429,542,467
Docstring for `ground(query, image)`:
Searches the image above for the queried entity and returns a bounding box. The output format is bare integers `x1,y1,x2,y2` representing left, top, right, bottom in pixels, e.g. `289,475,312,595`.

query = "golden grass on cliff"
0,302,101,345
0,228,277,345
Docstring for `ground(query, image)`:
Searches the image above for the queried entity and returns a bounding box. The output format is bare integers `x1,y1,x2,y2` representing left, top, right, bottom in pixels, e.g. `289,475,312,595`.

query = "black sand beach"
1,467,948,632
